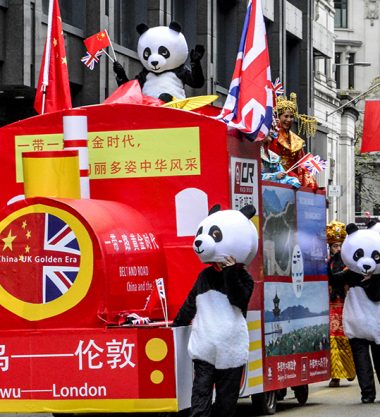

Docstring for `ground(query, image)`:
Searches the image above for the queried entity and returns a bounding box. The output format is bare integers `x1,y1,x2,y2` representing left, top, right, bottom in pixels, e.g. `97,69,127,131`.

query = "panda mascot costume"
113,21,205,103
341,223,380,403
173,204,258,417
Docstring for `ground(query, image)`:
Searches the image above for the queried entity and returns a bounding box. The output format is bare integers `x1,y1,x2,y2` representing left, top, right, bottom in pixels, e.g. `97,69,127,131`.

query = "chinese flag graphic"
34,0,72,114
84,30,111,55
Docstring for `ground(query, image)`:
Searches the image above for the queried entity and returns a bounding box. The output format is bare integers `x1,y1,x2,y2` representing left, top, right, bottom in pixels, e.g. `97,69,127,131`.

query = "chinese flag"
34,0,72,114
361,100,380,153
84,30,111,55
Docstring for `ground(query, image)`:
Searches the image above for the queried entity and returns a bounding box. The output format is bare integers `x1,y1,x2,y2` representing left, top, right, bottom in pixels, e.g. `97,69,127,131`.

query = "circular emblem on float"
0,204,93,320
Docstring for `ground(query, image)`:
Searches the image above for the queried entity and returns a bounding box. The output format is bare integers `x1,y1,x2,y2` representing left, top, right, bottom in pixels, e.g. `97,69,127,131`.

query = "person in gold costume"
326,221,356,387
269,93,318,189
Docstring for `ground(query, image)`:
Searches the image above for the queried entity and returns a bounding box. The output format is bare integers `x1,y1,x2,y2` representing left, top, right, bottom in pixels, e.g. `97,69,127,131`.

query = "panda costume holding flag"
113,21,205,103
173,204,258,417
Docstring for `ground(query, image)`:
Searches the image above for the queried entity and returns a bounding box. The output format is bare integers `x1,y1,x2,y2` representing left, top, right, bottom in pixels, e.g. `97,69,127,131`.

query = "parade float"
0,102,329,415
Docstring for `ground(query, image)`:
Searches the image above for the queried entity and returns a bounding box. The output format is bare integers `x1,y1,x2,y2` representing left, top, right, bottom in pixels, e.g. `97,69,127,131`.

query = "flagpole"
41,0,55,115
102,48,115,62
105,29,117,61
285,153,311,173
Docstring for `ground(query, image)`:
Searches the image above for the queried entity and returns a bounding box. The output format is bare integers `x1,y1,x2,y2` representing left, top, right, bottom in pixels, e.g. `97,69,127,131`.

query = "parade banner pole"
105,29,117,61
41,0,54,114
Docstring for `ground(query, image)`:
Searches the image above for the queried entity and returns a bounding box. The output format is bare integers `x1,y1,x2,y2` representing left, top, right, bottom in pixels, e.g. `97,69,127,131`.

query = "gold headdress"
326,221,347,245
275,92,318,137
275,93,298,117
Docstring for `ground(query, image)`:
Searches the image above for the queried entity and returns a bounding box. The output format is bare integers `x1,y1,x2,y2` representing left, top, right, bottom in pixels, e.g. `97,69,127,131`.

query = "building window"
217,3,240,89
42,0,86,30
335,52,341,89
171,0,198,50
114,0,148,50
334,0,348,28
348,53,355,89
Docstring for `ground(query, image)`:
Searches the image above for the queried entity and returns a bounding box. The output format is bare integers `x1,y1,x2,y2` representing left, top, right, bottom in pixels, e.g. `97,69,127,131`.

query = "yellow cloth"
330,336,356,380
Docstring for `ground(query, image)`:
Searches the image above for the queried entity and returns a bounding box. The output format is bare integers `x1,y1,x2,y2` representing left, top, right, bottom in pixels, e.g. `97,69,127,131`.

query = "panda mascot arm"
113,61,129,87
174,43,205,89
172,279,199,327
222,261,254,316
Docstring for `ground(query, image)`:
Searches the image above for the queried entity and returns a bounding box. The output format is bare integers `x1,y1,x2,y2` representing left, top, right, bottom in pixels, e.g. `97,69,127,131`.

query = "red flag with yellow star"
34,0,72,114
84,30,111,55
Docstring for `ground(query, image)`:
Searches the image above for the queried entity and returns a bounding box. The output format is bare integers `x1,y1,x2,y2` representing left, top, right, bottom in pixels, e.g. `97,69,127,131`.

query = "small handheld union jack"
302,155,327,176
271,78,284,97
81,50,102,70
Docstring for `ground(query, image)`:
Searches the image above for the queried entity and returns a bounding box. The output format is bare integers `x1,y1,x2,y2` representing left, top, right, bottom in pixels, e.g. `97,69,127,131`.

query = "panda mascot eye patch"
193,204,258,265
341,223,380,276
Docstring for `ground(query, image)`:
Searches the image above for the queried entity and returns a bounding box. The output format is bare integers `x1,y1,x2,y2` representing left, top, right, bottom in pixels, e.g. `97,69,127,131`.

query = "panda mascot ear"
240,204,256,219
136,23,149,35
169,21,182,33
367,219,379,229
208,204,221,215
346,223,359,235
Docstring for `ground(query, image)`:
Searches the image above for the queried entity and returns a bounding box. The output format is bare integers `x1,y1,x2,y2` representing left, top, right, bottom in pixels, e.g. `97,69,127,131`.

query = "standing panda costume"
173,204,258,417
113,22,205,103
341,223,380,403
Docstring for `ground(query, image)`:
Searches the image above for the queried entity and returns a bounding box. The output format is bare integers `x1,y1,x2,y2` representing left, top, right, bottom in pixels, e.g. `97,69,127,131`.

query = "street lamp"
326,81,380,119
333,62,371,71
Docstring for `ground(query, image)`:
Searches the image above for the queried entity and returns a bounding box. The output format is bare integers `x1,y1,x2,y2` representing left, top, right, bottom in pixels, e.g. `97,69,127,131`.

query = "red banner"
0,327,178,412
361,100,380,153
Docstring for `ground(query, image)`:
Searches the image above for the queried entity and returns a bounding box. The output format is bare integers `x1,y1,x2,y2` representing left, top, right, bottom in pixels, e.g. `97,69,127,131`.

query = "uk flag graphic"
0,213,81,304
43,214,80,302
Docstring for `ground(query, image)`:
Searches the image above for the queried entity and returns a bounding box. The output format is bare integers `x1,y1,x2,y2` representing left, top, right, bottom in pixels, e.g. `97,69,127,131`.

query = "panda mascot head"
137,22,188,74
193,204,259,265
341,223,380,276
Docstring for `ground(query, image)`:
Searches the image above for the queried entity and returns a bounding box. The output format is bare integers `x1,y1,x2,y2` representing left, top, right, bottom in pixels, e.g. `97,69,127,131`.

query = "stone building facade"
333,0,380,218
0,0,360,222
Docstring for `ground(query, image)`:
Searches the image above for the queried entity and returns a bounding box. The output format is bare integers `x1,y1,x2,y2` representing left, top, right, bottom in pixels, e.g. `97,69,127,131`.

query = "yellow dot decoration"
145,338,168,362
150,370,164,384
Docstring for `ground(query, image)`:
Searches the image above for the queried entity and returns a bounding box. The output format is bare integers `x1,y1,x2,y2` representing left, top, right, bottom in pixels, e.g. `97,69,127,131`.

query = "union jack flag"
301,155,327,176
271,78,284,97
217,0,273,140
155,277,166,300
81,50,102,70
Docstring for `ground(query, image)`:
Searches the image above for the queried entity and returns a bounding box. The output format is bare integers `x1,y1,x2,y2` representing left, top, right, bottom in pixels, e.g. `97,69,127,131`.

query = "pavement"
238,377,380,416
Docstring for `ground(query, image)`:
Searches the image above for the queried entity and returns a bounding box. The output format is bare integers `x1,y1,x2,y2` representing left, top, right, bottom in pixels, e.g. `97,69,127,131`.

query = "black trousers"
349,338,380,400
190,359,244,417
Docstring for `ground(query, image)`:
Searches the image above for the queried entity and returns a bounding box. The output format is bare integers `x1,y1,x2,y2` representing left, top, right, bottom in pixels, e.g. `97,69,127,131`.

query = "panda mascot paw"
190,44,205,63
113,61,128,86
113,21,205,101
